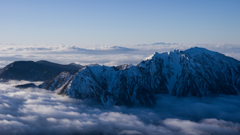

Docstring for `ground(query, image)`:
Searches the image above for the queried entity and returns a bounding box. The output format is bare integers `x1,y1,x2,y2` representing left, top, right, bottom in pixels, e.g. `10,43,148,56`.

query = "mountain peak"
184,47,216,55
144,52,162,60
143,47,221,61
69,63,83,68
144,49,183,61
36,60,51,64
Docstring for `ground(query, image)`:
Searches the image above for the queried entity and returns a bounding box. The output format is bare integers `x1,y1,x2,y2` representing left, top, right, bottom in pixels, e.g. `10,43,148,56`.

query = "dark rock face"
39,71,75,94
15,83,37,89
13,47,240,107
0,60,80,81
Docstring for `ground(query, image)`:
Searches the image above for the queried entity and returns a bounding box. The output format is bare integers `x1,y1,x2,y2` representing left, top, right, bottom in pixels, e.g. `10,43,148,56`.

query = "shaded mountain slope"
0,60,80,81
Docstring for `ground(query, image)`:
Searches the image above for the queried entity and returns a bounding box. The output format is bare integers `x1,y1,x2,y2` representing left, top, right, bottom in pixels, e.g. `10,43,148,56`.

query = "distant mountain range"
5,47,240,107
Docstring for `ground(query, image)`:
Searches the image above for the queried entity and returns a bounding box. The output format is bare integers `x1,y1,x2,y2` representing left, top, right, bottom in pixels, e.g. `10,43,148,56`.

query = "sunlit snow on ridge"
0,81,240,135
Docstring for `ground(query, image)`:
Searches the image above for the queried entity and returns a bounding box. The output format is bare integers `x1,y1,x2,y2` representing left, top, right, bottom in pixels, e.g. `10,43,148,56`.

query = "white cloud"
0,43,239,68
0,81,239,134
163,118,240,135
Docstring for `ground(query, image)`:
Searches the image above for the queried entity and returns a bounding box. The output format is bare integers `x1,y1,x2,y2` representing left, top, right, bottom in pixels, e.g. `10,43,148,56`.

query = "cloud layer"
1,43,240,68
0,81,240,135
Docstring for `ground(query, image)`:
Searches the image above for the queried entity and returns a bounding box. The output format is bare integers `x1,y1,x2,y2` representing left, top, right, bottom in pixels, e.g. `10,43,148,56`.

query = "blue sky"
0,0,239,45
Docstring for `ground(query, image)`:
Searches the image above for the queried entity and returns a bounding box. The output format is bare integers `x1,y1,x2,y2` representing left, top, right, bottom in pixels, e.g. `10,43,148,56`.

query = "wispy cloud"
0,81,240,134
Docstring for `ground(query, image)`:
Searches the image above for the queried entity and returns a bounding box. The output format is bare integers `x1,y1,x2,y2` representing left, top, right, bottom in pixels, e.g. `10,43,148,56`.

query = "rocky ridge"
39,47,240,107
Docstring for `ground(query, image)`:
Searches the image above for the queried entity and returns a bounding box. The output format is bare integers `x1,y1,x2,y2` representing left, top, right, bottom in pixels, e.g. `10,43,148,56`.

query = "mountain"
70,63,100,68
15,83,38,89
0,60,80,81
23,47,240,106
116,64,134,70
69,63,83,68
87,63,101,67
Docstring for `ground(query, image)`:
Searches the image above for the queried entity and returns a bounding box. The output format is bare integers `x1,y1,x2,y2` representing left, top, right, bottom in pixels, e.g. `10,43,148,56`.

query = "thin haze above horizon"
0,0,240,45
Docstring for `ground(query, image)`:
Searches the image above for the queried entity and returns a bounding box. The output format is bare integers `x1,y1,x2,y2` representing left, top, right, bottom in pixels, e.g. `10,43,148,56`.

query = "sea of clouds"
0,42,240,68
0,81,240,135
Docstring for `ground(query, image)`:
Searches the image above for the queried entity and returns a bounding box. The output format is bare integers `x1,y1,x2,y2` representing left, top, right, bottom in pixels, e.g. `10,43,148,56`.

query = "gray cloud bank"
0,81,240,135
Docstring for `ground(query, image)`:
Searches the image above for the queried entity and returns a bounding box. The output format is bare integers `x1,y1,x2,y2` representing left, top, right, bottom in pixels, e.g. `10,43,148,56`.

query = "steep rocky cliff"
37,47,240,106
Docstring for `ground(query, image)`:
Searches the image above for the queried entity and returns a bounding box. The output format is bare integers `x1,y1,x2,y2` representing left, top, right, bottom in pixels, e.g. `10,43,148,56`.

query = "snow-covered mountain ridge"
40,47,240,106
